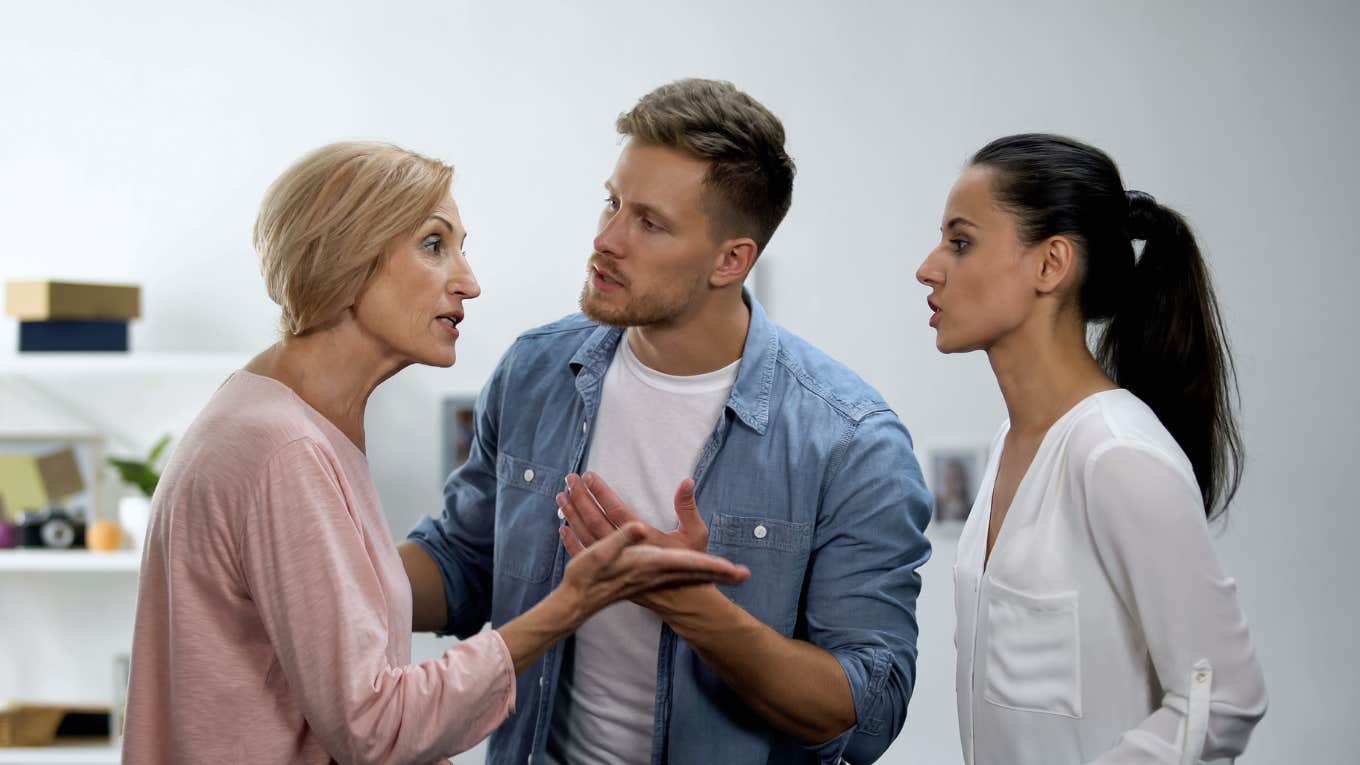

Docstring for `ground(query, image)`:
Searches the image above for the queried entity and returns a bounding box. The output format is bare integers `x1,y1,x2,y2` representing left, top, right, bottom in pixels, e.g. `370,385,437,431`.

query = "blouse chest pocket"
706,513,812,636
494,452,568,583
982,577,1082,718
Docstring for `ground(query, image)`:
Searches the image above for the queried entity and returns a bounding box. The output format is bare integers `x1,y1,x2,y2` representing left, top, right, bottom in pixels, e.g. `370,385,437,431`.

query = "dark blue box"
19,320,128,352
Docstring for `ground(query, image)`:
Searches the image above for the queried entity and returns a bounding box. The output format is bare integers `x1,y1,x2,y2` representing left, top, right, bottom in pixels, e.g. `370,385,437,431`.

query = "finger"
582,472,643,527
559,524,585,557
672,478,705,533
586,521,648,566
564,474,619,542
622,547,750,584
557,490,605,548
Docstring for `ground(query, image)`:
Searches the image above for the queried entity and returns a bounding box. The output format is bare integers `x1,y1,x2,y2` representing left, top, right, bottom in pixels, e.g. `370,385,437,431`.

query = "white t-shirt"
546,334,739,765
955,389,1267,765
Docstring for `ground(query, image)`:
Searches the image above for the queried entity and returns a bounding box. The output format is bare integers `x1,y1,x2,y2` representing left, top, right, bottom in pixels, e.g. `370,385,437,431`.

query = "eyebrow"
944,216,979,230
604,182,676,228
429,214,468,248
632,202,675,228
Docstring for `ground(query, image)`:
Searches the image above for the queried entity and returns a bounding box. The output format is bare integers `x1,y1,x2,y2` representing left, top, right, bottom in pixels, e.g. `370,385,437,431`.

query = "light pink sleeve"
241,437,515,765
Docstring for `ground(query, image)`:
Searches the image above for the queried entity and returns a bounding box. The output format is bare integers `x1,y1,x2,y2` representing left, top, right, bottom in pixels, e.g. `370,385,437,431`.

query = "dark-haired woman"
917,134,1266,764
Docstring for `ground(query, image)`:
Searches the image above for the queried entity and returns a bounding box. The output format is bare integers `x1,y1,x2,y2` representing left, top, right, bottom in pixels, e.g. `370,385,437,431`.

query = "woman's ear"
1035,235,1078,296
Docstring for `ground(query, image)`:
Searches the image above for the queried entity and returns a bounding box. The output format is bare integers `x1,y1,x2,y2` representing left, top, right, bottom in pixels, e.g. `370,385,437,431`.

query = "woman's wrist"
497,583,586,675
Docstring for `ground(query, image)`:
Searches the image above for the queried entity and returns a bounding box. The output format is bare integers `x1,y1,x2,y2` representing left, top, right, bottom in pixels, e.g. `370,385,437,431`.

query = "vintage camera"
16,507,87,549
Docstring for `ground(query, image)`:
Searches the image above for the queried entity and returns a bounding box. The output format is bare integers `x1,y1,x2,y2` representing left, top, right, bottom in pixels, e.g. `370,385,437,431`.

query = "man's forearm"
651,585,857,745
398,541,449,632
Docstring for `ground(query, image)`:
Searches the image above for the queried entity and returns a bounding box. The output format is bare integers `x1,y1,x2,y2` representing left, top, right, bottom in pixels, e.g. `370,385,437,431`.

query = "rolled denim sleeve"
802,409,932,763
406,346,512,638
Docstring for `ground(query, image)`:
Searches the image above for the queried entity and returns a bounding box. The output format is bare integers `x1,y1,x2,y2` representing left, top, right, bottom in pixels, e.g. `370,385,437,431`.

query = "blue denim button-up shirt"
409,293,932,765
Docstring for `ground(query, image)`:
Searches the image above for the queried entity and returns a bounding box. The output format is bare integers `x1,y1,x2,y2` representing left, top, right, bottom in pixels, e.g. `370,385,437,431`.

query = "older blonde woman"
123,142,749,765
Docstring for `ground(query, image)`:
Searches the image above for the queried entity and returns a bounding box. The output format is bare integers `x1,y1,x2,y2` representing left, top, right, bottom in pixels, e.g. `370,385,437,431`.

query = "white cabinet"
0,353,245,764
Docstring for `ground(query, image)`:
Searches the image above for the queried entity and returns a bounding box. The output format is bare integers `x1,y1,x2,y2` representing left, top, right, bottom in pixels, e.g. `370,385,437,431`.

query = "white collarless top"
954,390,1266,765
547,337,739,764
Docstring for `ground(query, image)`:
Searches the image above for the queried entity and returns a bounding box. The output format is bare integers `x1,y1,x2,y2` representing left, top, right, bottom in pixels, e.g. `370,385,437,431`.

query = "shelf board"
0,352,248,375
0,743,119,764
0,550,140,573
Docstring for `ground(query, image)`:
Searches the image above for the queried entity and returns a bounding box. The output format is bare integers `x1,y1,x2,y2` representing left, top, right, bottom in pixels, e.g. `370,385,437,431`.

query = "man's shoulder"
503,312,602,359
769,324,891,423
517,312,600,340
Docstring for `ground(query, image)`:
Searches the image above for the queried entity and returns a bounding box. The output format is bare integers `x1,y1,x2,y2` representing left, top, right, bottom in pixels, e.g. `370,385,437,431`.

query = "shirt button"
523,468,535,482
557,508,565,521
753,524,767,539
582,420,588,433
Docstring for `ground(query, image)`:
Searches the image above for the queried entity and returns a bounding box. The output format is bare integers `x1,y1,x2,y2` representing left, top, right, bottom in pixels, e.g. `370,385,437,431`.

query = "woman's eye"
950,238,970,254
604,197,620,212
422,235,443,254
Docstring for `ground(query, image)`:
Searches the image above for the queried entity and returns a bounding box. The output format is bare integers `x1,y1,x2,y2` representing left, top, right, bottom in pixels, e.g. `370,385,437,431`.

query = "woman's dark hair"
972,133,1242,518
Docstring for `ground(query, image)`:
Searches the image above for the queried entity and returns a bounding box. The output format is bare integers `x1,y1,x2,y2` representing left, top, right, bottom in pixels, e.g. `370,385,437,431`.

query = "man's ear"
1035,234,1078,296
710,237,759,288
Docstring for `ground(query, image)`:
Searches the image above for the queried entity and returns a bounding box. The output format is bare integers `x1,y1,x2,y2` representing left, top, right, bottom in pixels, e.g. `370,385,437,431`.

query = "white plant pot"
118,494,152,552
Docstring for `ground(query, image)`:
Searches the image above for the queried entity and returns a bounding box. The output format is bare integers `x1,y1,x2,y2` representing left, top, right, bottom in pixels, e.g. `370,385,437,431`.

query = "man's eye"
640,218,657,231
604,197,620,212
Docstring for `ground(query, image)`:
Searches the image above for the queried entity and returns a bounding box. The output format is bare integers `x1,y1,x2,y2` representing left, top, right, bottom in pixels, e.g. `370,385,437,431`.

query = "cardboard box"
5,280,141,320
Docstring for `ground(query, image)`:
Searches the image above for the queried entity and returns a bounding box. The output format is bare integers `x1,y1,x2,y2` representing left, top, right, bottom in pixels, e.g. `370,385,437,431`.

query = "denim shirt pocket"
494,451,568,583
707,513,812,636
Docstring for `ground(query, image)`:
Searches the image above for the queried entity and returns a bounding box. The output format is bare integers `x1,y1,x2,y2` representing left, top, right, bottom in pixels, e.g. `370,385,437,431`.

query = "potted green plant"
108,435,170,551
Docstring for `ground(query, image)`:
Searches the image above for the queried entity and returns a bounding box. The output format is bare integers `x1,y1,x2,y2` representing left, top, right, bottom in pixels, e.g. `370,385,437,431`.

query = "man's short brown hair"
616,79,795,254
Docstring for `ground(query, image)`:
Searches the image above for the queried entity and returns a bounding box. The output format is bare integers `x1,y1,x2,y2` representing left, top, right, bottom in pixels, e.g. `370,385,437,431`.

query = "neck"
244,318,408,452
626,288,750,376
986,311,1115,436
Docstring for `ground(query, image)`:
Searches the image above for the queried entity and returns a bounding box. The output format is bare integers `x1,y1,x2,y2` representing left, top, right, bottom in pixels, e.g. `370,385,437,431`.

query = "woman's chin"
412,347,457,368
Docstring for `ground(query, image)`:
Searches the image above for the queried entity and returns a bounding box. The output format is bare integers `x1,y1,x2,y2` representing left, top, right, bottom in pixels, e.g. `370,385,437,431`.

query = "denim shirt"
409,293,932,765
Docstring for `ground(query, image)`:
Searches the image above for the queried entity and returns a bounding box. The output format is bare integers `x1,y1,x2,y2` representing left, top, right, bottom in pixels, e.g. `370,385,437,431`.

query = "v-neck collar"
973,389,1120,577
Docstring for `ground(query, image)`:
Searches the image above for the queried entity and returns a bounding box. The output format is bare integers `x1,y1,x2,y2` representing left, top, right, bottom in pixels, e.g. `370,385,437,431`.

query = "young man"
402,78,932,764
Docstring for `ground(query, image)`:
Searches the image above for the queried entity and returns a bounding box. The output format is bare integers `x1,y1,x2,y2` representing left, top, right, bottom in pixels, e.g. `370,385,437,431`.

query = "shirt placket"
529,362,604,763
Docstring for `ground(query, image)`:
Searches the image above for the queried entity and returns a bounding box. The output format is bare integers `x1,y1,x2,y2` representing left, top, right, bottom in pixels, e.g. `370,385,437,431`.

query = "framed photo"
928,447,988,525
0,432,104,523
439,395,479,481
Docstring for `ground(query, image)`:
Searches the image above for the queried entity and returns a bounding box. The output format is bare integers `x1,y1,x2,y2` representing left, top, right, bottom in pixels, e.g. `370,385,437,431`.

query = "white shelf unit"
0,550,140,573
0,351,249,375
1,352,245,765
0,744,120,764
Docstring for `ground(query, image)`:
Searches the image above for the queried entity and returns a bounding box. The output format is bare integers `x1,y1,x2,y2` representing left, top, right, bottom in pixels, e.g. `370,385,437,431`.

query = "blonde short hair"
254,142,453,336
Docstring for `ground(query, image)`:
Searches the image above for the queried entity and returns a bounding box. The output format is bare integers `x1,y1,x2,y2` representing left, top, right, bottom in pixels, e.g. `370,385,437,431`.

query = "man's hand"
556,472,708,553
556,472,712,614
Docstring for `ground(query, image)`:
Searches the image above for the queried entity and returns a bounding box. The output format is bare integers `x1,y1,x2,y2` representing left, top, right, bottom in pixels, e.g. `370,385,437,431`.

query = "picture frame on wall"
439,394,479,482
927,446,988,527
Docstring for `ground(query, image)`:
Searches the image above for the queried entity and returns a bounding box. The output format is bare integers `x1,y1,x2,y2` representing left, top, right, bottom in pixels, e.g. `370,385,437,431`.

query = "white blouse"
954,390,1267,765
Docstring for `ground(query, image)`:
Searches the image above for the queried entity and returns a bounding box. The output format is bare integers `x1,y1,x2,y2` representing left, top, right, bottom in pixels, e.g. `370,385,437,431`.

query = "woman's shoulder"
170,372,340,477
1063,389,1197,488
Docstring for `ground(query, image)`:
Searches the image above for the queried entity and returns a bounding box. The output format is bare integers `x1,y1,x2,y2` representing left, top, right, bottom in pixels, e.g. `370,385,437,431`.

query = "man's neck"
625,291,751,376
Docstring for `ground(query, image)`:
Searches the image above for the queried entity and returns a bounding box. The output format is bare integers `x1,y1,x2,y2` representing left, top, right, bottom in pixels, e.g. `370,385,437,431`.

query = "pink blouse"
124,371,514,764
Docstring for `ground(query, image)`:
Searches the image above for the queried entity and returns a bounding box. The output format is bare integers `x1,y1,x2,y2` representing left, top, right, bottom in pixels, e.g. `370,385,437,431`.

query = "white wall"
2,1,1356,762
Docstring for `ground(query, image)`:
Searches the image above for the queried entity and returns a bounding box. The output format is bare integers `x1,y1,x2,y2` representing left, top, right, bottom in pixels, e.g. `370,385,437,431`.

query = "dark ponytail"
973,134,1243,517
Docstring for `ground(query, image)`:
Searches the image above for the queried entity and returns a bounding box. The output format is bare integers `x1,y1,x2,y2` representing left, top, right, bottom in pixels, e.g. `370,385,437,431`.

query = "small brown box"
5,280,141,321
0,703,110,747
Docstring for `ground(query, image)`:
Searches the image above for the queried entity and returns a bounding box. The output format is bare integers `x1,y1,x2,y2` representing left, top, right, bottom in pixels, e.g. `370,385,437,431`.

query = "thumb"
592,521,647,563
673,478,703,529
